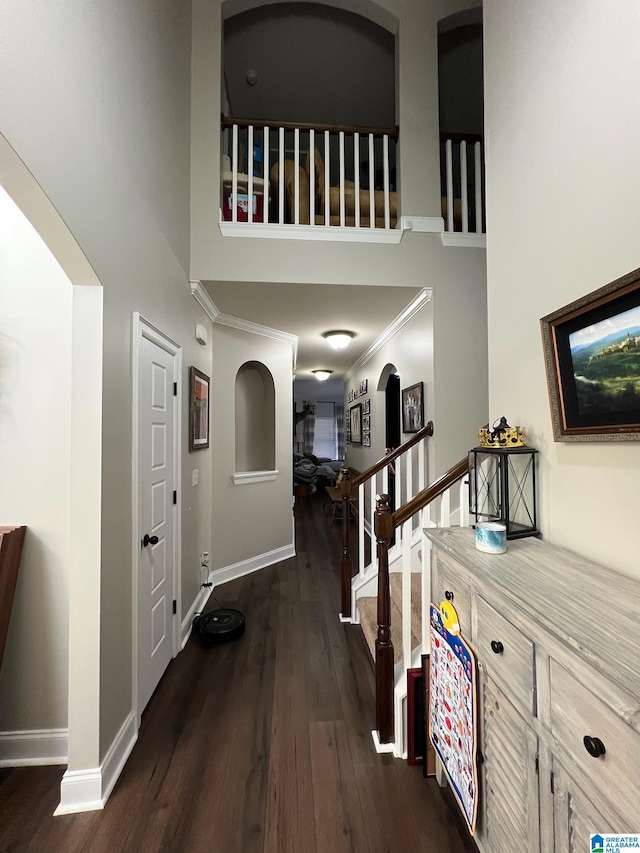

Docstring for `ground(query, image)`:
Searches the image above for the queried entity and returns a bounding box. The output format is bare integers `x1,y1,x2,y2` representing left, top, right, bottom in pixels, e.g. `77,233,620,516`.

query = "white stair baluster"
232,123,239,223
475,141,482,234
278,126,285,225
339,130,345,227
263,126,269,223
354,132,360,228
294,127,300,226
247,124,254,224
402,519,411,669
368,134,375,229
309,128,315,226
359,482,365,577
460,139,468,233
383,133,390,230
324,131,330,227
445,138,453,233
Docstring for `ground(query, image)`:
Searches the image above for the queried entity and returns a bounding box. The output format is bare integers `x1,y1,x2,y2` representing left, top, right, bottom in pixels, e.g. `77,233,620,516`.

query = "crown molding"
190,280,298,369
344,288,431,381
189,280,219,321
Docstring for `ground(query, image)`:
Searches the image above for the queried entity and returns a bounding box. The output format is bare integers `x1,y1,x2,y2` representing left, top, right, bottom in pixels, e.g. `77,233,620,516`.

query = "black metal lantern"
469,421,538,539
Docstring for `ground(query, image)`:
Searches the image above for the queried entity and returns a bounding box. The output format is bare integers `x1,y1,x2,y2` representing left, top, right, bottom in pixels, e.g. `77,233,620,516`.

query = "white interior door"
138,332,178,714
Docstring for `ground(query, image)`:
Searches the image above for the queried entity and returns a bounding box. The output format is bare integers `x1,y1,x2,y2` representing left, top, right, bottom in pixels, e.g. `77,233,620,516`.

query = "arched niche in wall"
234,360,277,483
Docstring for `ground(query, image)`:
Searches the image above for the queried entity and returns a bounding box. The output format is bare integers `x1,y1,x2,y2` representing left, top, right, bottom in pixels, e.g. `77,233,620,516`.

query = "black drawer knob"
583,735,606,758
142,533,159,548
445,590,454,601
490,640,504,654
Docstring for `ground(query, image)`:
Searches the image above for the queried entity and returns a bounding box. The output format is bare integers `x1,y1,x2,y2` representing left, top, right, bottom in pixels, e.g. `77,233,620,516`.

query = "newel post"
340,466,353,619
375,493,394,744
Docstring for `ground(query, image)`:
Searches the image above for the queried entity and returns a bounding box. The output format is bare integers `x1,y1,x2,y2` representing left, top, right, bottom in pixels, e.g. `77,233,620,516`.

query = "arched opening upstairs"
235,360,276,476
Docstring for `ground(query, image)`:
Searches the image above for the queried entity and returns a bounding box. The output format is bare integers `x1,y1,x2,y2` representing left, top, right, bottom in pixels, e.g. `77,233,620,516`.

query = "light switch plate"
192,468,199,486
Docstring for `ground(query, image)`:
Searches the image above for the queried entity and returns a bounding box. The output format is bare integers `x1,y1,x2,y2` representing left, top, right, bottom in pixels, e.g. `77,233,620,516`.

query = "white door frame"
131,312,182,728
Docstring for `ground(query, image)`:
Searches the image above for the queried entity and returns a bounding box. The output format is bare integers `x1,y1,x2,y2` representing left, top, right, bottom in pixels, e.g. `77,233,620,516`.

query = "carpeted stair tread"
358,573,422,664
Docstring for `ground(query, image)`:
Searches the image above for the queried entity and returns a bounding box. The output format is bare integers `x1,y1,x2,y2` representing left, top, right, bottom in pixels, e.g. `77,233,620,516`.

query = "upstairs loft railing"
440,132,485,234
221,116,399,230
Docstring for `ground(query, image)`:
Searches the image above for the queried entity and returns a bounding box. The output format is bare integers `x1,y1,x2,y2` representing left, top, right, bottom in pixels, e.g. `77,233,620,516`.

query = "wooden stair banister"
373,455,469,745
339,421,434,618
374,495,394,744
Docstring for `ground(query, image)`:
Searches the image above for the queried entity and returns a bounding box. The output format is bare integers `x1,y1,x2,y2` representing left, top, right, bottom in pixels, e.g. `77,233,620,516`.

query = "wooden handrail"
392,457,469,529
351,421,434,490
222,114,399,140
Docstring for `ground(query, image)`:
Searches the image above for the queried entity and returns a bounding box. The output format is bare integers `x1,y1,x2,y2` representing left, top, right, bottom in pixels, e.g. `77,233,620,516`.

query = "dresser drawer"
431,550,471,638
549,659,640,822
475,594,536,716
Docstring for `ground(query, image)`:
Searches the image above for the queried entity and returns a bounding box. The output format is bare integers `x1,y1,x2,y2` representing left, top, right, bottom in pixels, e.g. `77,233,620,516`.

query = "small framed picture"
402,382,424,434
189,366,210,451
363,399,370,414
363,414,370,431
363,433,371,447
350,403,363,445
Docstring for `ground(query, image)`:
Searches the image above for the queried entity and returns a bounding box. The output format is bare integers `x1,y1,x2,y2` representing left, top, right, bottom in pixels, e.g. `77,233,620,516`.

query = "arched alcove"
235,360,276,473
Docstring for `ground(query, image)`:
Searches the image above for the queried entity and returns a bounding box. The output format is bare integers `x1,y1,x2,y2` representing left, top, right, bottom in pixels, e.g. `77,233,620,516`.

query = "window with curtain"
313,401,338,459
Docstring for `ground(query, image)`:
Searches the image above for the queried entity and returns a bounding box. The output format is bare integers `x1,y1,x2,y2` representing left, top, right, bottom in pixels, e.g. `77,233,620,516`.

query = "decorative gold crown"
478,417,526,448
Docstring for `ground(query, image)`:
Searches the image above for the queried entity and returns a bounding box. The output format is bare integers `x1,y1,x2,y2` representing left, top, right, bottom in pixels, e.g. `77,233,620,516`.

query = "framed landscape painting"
189,366,210,451
541,266,640,441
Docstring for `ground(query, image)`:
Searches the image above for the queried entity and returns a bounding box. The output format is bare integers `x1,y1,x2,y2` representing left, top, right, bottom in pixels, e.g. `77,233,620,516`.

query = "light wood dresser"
427,527,640,853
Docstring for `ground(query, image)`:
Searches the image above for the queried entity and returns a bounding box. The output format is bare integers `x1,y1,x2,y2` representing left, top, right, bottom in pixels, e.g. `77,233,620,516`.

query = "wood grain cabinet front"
426,528,640,853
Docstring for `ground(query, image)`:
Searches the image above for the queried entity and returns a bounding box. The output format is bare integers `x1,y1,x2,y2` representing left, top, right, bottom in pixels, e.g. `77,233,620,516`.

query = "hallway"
0,494,476,852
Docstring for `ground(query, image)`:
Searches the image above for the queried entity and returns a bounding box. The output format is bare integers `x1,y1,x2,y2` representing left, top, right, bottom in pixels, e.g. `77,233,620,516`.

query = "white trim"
232,469,279,485
344,288,431,381
189,280,298,371
371,730,395,754
54,711,137,815
0,729,68,767
131,314,182,729
210,543,295,587
440,232,486,249
189,279,220,322
98,711,137,807
54,769,103,815
218,221,403,244
338,613,353,623
398,216,444,233
181,578,213,649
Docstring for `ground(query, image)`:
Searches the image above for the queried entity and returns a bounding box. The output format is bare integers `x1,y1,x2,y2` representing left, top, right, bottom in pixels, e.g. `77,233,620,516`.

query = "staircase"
339,433,470,758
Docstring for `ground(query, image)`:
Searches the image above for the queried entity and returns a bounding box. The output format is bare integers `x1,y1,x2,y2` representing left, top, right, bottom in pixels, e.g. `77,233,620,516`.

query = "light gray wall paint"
211,327,294,570
0,188,72,733
484,0,640,577
235,362,277,471
0,0,213,761
224,4,395,127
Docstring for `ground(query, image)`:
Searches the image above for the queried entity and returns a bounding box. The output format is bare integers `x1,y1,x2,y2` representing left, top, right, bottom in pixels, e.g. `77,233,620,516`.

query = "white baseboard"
371,730,396,754
210,543,295,587
0,728,68,767
54,711,137,816
181,581,214,649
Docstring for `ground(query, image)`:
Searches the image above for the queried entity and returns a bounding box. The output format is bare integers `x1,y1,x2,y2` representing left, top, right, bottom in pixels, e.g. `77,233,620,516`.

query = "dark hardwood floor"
0,493,477,852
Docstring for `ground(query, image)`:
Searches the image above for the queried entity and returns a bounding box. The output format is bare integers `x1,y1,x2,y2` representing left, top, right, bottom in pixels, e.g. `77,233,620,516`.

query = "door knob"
142,533,159,548
490,640,504,654
583,735,606,758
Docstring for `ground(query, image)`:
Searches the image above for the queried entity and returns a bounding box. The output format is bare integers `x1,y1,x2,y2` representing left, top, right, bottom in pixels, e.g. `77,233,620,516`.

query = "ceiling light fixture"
322,330,354,350
312,369,333,381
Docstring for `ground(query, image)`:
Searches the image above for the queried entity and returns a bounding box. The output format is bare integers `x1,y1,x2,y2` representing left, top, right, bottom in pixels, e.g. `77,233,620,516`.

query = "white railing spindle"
445,138,454,233
383,133,390,230
263,126,269,223
294,128,300,226
475,141,482,234
354,132,360,228
309,128,315,226
247,124,254,224
460,139,468,233
359,482,366,577
339,130,345,227
231,123,239,223
459,477,470,527
324,130,330,227
278,127,285,225
402,519,411,667
368,133,375,229
418,439,425,494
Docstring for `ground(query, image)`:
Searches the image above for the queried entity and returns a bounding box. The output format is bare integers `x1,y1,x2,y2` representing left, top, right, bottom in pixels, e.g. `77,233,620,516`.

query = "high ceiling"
203,281,421,379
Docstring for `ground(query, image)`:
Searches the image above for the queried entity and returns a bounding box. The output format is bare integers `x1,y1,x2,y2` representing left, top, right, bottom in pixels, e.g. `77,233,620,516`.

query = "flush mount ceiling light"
312,369,333,381
322,330,354,350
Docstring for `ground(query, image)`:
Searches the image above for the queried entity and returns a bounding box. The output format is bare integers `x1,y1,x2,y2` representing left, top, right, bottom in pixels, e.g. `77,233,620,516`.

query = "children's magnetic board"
428,601,479,835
